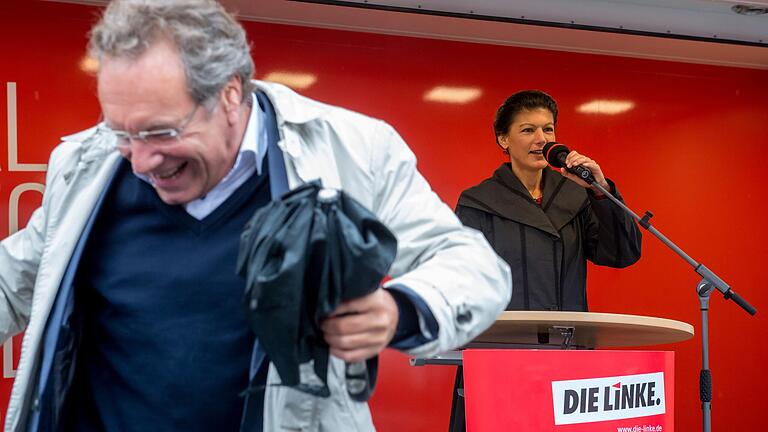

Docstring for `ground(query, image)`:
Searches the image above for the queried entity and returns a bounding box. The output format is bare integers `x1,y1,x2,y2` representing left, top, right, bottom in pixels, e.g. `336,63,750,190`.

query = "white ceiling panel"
45,0,768,69
324,0,768,44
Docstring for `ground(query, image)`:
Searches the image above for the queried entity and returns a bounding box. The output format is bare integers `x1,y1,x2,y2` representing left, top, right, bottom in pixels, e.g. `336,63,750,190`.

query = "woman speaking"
456,90,642,312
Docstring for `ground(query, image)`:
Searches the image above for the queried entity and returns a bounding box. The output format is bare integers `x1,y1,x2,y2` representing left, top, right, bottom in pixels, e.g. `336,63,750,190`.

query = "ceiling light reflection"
263,71,317,90
577,100,635,115
424,86,482,104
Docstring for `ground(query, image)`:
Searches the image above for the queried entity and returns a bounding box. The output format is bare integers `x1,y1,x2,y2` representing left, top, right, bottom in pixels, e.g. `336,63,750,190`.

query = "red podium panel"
463,350,674,432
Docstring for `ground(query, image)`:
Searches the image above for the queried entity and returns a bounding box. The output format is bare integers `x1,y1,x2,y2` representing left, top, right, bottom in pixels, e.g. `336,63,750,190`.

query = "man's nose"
125,141,164,174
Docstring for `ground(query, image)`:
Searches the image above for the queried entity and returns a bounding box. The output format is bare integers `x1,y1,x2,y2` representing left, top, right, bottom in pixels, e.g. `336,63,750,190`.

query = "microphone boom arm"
589,181,756,315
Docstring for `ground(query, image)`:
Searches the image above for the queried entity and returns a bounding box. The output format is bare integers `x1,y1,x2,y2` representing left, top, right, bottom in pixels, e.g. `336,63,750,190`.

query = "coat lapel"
255,81,340,191
458,164,589,237
34,144,121,324
459,164,560,237
540,168,589,232
255,91,289,199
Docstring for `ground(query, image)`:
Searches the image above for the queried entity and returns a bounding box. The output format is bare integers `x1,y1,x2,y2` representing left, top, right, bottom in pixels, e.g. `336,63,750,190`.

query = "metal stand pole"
698,281,713,432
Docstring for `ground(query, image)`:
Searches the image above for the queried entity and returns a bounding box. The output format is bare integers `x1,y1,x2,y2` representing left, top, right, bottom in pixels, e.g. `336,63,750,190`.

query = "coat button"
456,310,473,324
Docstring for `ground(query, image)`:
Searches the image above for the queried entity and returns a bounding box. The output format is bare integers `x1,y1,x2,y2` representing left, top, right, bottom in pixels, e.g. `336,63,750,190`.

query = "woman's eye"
544,127,555,133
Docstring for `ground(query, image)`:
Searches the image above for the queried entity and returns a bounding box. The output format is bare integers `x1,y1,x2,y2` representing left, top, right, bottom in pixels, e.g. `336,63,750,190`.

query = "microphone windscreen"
542,141,570,168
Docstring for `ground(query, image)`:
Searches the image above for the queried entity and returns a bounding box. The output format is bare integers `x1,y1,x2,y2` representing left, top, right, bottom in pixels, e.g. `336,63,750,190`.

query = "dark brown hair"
493,90,558,146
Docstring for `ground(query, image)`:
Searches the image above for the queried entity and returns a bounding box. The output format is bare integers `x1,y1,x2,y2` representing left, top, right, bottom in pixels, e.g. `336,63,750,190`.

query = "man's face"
97,39,240,205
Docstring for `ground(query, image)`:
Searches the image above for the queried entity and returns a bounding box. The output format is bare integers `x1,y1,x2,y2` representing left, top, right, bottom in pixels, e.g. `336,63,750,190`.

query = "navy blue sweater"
66,159,270,431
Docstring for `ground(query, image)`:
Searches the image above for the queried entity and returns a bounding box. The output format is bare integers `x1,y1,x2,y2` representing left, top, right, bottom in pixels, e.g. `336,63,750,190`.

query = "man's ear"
222,76,244,124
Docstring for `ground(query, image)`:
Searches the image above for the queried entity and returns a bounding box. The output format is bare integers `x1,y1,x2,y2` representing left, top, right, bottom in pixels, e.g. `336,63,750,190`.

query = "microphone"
542,141,594,184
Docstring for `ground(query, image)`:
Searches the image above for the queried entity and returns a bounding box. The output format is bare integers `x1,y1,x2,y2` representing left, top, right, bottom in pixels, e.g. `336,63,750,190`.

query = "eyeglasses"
103,104,200,149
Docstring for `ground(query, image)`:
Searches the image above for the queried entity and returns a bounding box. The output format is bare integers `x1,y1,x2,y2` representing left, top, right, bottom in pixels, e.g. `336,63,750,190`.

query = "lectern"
412,311,694,431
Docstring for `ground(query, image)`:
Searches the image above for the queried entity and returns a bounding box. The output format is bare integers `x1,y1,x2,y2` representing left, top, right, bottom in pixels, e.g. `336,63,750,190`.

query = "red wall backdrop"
1,0,766,430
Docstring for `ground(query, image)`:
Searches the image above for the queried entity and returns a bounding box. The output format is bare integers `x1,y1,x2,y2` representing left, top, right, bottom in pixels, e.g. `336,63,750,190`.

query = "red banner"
463,350,674,432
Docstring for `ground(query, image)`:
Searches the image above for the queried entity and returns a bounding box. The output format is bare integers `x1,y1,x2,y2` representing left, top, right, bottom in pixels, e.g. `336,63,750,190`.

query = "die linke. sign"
463,350,674,432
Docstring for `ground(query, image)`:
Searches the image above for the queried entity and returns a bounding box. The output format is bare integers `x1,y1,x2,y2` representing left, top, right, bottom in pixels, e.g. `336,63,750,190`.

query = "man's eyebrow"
108,119,178,132
138,121,178,131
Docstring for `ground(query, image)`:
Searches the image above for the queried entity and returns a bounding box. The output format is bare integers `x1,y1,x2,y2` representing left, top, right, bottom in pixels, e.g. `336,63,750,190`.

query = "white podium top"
471,311,694,349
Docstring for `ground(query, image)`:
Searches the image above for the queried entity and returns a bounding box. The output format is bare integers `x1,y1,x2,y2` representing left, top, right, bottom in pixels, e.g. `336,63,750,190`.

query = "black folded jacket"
237,182,397,401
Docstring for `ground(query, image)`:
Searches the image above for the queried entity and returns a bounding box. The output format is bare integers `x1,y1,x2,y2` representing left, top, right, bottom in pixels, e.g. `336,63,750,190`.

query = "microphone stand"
587,179,757,432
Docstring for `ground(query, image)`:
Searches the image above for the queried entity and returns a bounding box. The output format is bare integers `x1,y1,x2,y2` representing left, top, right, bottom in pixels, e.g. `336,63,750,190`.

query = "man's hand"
321,289,400,363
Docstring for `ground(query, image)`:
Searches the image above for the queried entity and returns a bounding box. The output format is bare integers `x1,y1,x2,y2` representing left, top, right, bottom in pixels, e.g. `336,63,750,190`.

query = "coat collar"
59,124,119,184
254,80,330,126
253,80,340,189
458,164,589,237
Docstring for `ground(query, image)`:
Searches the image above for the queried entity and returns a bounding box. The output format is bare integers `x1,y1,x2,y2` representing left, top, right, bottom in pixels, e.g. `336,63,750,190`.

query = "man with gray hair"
0,0,511,431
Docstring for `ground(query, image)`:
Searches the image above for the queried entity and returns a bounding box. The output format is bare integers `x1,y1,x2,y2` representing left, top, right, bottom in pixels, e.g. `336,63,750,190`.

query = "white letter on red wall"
7,82,47,171
3,82,48,378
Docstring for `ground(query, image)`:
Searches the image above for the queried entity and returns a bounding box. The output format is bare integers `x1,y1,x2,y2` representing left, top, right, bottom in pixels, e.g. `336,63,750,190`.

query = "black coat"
456,164,641,311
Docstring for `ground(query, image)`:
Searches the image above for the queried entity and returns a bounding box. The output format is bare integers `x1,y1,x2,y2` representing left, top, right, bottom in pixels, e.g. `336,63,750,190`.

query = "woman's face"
498,107,556,175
